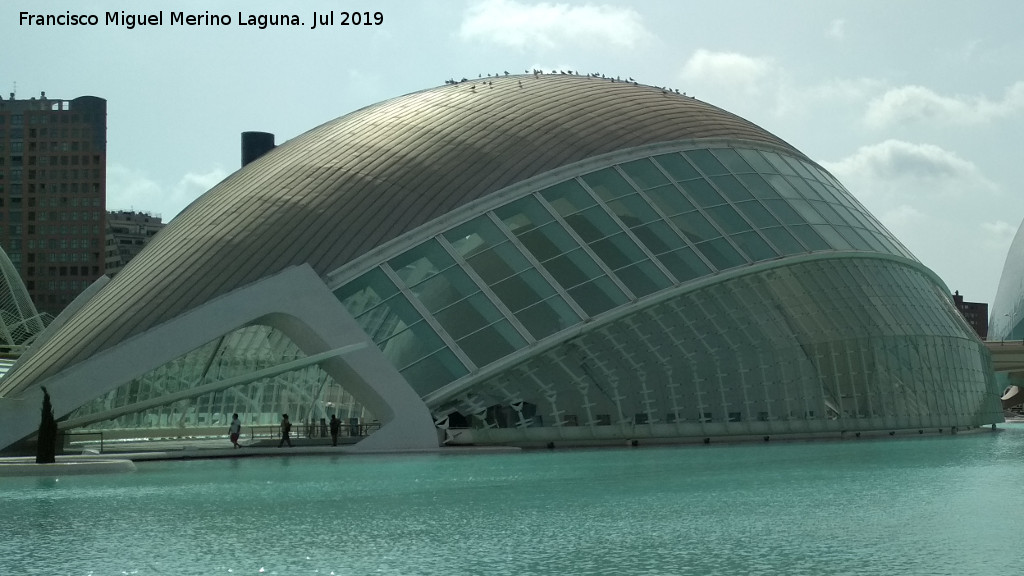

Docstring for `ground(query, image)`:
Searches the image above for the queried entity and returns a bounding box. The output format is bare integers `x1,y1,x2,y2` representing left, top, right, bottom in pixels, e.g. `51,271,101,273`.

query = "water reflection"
2,426,1022,574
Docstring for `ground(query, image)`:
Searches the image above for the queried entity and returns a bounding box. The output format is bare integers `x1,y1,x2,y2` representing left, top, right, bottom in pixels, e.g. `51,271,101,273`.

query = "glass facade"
66,325,372,432
58,144,998,443
455,257,998,439
333,145,922,402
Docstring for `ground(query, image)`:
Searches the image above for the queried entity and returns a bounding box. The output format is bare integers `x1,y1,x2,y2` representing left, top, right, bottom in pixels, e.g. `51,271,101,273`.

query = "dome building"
991,225,1024,341
0,75,1001,452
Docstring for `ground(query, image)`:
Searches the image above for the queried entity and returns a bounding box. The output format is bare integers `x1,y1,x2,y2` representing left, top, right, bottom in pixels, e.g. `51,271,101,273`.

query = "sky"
4,0,1023,307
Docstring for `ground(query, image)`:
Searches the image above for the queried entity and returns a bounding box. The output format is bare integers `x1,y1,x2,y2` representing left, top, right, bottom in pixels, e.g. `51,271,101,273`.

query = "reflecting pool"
3,426,1023,575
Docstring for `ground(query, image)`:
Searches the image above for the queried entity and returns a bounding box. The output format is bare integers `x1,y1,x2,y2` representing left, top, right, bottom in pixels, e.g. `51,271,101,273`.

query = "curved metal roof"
3,74,804,393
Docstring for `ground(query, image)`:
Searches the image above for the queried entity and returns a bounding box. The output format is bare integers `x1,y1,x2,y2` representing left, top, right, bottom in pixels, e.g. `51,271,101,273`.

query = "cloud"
878,204,925,228
826,19,846,40
680,49,775,94
107,165,228,221
865,81,1024,128
982,220,1019,250
459,0,647,50
821,139,994,197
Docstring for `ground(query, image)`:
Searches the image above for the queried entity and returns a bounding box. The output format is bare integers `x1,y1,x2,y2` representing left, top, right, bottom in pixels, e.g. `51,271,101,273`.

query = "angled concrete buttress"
0,265,439,453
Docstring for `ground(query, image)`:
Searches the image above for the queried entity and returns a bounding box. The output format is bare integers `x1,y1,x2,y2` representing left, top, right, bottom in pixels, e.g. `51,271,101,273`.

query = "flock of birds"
442,70,691,97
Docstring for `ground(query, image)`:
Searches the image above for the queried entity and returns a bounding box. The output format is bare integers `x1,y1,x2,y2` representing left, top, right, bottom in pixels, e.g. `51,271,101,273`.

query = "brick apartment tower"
0,92,106,316
952,290,989,340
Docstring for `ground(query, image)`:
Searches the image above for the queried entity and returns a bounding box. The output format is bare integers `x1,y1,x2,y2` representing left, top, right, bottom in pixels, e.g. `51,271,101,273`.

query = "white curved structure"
0,247,50,351
0,75,1001,453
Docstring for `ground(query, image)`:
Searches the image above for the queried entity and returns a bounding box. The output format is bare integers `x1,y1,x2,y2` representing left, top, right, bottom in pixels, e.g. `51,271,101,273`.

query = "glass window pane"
334,267,399,316
633,221,687,254
679,179,725,207
519,223,579,261
810,200,846,226
614,260,670,297
737,173,781,200
568,276,627,315
389,240,454,285
763,199,805,225
790,225,831,251
871,232,902,256
831,203,867,228
467,242,532,285
433,293,504,340
737,148,776,173
543,179,596,216
846,206,878,230
565,206,624,242
812,224,852,249
837,226,873,251
590,233,646,270
790,199,827,224
491,269,556,312
657,247,712,283
545,249,603,289
712,148,755,174
672,211,721,244
762,151,798,175
496,195,554,233
761,226,805,255
620,158,670,190
827,185,857,209
786,176,820,200
696,238,746,270
765,174,800,198
516,296,580,340
356,295,423,343
684,149,729,176
457,320,526,367
807,180,840,204
410,267,479,314
607,194,660,227
653,152,701,182
381,320,446,369
400,349,468,397
735,200,779,228
445,216,506,257
705,204,752,234
789,159,817,179
645,184,695,216
731,231,778,262
581,167,635,201
710,174,753,202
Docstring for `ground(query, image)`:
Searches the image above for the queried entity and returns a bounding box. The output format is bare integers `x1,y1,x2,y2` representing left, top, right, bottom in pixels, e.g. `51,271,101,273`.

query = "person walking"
329,414,341,446
278,414,293,447
228,413,242,449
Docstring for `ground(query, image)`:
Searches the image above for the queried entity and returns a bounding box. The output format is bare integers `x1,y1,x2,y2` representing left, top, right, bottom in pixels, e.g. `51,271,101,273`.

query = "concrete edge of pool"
2,422,1015,477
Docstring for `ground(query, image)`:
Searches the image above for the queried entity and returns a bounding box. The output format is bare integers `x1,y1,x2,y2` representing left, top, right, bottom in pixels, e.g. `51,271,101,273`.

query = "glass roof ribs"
334,142,931,406
61,343,366,430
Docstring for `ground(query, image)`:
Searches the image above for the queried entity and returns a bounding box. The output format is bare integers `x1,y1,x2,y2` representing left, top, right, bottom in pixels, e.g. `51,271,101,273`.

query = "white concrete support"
0,265,439,453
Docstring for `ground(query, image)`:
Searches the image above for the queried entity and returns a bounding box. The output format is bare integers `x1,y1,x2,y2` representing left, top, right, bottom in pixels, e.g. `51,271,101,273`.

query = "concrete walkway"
0,438,520,475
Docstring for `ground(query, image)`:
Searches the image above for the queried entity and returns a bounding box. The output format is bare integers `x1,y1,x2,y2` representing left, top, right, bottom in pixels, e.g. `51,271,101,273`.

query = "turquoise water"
3,426,1024,575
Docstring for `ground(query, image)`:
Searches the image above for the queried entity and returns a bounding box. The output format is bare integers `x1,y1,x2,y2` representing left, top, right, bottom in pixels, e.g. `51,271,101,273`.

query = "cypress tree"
36,387,58,464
